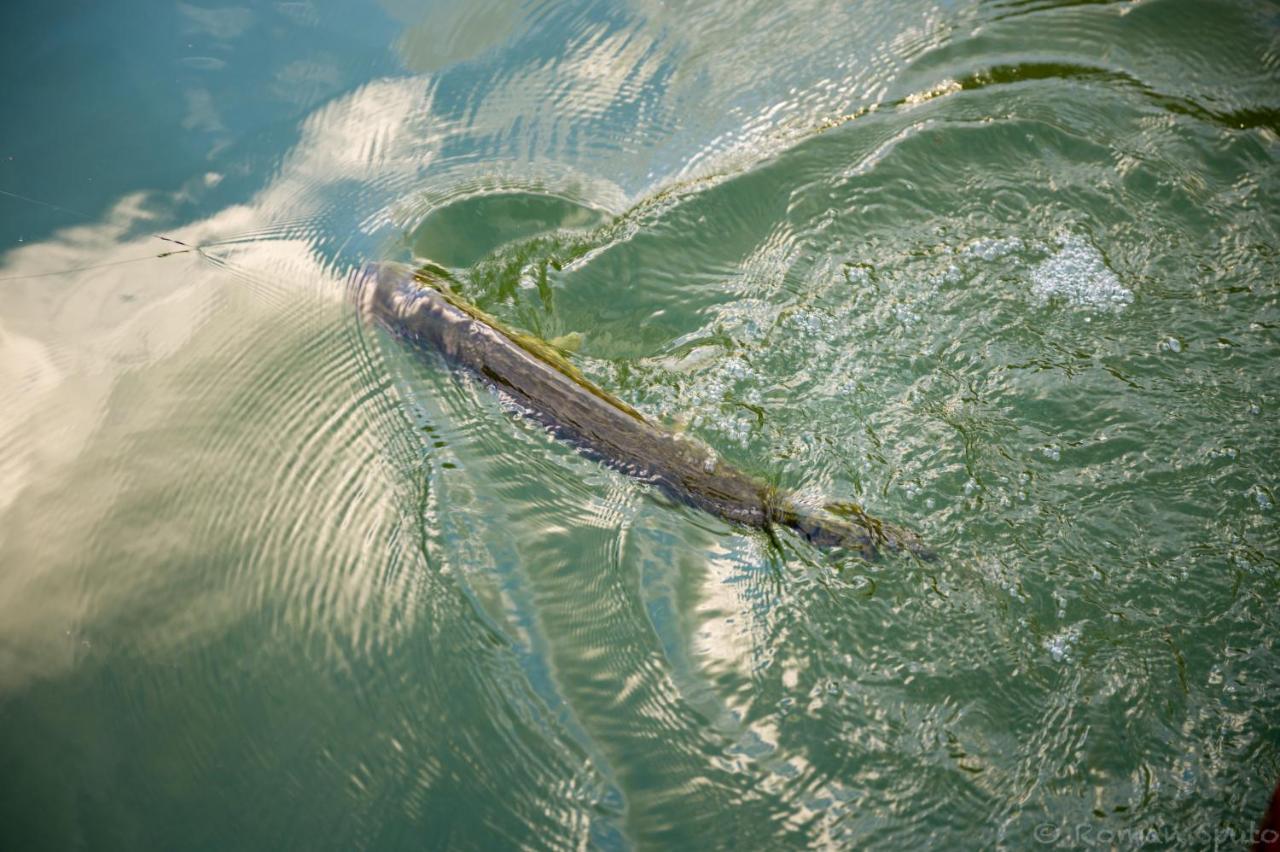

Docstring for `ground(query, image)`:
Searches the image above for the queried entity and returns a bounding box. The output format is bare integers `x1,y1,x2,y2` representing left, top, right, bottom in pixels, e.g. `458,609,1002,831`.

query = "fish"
358,260,929,559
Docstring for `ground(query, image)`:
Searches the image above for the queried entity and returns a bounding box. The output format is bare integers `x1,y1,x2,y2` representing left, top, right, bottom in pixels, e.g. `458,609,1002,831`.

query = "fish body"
360,261,924,558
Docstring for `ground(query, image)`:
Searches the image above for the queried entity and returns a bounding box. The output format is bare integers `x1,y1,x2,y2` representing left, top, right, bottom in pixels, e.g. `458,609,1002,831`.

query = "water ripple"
2,0,1278,846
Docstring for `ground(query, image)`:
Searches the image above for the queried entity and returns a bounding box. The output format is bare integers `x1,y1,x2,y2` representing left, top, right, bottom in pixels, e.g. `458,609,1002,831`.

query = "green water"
1,0,1277,848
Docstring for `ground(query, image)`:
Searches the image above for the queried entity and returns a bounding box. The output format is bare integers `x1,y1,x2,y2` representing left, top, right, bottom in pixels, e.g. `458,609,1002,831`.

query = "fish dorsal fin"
547,331,584,355
824,501,887,537
825,500,933,557
411,266,647,423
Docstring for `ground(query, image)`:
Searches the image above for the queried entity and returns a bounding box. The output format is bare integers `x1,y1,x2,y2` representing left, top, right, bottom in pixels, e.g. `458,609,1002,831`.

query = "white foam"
963,236,1023,261
1030,234,1133,310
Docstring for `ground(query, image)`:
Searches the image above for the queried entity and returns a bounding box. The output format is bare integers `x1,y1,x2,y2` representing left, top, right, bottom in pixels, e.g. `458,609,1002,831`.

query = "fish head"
351,260,416,320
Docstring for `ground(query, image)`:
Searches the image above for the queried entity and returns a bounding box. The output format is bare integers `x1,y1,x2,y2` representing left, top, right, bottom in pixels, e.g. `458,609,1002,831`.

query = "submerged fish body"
360,261,925,559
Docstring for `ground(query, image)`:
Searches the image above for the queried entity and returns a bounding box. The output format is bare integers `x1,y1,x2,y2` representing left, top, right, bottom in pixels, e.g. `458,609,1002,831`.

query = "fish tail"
784,503,933,561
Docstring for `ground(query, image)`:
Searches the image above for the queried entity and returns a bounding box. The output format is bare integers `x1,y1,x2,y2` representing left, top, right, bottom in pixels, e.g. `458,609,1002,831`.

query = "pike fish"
359,261,927,559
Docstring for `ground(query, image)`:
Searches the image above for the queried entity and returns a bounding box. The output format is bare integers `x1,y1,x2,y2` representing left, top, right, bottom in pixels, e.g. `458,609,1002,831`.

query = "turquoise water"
1,0,1278,848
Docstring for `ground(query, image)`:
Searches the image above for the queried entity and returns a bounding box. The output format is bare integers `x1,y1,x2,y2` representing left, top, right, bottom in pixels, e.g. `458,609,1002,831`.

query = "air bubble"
1045,627,1079,662
1029,234,1132,310
843,264,871,285
964,236,1024,261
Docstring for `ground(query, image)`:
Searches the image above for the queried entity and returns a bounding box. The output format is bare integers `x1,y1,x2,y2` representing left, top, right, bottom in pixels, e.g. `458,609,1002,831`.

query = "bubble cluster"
963,236,1024,261
1029,234,1133,311
1248,485,1273,511
1045,627,1080,663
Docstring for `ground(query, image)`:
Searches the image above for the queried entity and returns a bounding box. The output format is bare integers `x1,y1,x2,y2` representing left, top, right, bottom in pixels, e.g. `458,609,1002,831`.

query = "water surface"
1,0,1278,848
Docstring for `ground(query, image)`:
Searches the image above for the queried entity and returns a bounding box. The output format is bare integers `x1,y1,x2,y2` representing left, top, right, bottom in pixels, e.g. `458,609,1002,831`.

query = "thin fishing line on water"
3,187,387,308
0,186,292,283
1,185,354,255
0,187,198,251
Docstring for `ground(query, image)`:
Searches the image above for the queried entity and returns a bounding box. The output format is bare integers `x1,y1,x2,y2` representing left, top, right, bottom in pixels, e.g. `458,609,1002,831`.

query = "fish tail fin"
784,501,933,560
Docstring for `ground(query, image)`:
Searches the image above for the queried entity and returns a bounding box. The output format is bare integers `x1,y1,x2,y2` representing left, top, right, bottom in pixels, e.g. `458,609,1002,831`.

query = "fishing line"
0,186,318,289
0,186,353,287
195,248,290,303
0,187,199,251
